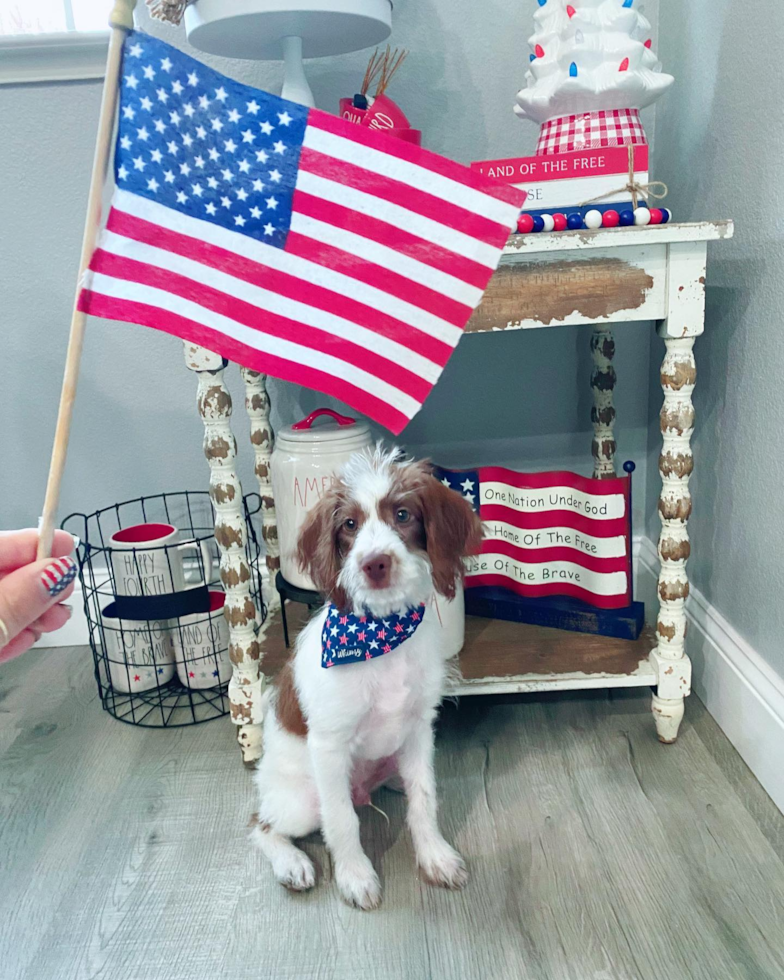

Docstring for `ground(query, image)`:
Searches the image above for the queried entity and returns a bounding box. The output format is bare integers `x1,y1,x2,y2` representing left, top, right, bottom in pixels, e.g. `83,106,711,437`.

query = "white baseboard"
637,536,784,814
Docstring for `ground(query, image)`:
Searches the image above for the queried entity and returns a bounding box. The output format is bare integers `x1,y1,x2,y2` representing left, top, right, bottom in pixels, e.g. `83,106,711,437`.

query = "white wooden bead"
584,209,603,229
541,213,555,232
634,207,651,226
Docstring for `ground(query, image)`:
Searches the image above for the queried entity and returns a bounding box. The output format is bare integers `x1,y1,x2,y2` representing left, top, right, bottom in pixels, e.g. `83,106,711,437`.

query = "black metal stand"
275,572,323,648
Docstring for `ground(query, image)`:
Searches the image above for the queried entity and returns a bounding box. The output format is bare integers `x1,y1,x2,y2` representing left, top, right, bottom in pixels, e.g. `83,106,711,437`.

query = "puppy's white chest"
353,653,426,760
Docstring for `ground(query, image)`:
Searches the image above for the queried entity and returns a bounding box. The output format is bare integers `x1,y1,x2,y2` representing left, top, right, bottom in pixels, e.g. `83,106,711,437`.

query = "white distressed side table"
184,220,734,763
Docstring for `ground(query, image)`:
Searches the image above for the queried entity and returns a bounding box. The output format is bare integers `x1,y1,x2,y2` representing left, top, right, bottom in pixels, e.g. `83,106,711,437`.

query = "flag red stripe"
299,146,509,248
479,466,630,496
480,504,629,537
42,567,60,586
308,109,525,207
465,574,631,608
107,209,454,367
292,190,492,290
79,289,409,433
479,539,629,574
90,248,433,403
285,230,471,327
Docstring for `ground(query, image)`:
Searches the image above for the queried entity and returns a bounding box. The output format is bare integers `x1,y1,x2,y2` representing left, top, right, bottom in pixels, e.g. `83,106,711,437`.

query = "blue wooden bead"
567,213,583,230
660,208,672,224
532,215,545,232
537,0,547,5
619,209,635,226
530,53,536,61
623,0,634,7
569,62,578,77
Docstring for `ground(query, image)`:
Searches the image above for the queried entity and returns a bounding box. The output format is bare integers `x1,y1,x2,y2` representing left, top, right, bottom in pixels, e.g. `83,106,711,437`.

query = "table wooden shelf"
256,602,657,698
183,219,733,761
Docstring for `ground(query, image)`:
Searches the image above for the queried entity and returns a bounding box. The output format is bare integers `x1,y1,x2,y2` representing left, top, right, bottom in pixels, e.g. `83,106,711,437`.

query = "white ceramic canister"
272,409,372,590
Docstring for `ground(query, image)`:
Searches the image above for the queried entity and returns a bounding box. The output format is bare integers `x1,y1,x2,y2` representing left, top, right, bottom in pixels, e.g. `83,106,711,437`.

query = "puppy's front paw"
335,857,382,910
418,841,468,890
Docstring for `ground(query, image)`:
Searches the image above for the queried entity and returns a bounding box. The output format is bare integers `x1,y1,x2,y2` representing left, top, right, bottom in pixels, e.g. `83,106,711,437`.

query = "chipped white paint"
650,336,696,743
590,326,616,478
185,346,264,763
659,241,709,339
452,656,656,697
183,342,223,372
502,219,733,257
240,369,280,586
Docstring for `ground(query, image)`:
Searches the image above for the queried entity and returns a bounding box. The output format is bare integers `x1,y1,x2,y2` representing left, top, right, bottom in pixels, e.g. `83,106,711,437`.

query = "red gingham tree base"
536,109,647,156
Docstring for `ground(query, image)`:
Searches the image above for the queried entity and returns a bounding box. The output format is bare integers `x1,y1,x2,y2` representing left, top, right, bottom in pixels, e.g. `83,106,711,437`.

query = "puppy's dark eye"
396,508,410,524
343,518,357,532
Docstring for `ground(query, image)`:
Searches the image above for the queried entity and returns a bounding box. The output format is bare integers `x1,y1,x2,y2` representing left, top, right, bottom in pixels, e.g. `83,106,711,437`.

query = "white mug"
100,602,176,694
109,522,215,597
171,590,232,689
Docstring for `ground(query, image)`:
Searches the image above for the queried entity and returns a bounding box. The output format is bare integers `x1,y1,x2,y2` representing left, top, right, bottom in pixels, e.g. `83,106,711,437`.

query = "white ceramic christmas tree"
515,0,673,154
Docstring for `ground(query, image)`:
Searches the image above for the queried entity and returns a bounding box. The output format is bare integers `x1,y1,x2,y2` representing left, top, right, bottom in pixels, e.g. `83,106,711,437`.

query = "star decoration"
252,178,264,192
211,117,224,132
195,125,207,139
234,214,246,226
221,168,233,182
151,148,163,163
207,176,219,189
140,96,153,111
179,162,191,175
236,187,248,201
205,202,217,215
183,102,195,117
156,87,168,104
198,94,210,110
273,140,286,154
172,80,184,95
263,223,275,236
246,99,260,114
237,159,251,174
187,71,199,86
194,154,205,168
191,183,203,197
260,120,273,135
268,169,282,183
227,108,241,123
129,43,142,58
153,118,166,133
120,135,132,150
160,57,172,72
460,478,475,492
266,196,278,210
142,64,155,80
147,177,160,192
136,126,149,141
166,140,179,155
221,196,232,208
277,110,293,126
241,129,255,143
214,86,228,102
132,155,146,171
169,110,181,126
122,106,135,120
125,73,139,89
250,206,262,219
176,190,188,203
223,138,237,153
118,165,129,180
163,169,175,183
255,149,269,163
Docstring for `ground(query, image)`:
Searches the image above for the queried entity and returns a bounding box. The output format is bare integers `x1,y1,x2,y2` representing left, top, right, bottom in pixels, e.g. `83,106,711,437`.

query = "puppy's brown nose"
362,553,393,588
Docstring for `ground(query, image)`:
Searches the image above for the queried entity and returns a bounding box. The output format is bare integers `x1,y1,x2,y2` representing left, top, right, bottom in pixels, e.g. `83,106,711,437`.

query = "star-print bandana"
321,603,427,668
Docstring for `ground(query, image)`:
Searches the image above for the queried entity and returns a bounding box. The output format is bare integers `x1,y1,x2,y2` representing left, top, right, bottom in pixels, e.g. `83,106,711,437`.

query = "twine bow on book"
580,144,668,211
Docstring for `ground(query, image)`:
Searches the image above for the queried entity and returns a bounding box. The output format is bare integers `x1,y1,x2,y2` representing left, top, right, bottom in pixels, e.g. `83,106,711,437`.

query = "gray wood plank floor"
1,646,783,980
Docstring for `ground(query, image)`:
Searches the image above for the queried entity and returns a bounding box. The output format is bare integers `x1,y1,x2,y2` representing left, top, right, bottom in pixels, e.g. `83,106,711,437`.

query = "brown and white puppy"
251,445,482,909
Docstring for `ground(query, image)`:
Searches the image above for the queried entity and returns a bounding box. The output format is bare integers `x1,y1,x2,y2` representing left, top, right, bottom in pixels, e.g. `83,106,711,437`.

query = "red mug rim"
111,523,176,544
207,590,226,613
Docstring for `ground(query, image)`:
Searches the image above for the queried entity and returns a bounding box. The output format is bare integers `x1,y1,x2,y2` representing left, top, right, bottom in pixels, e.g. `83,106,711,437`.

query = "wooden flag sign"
436,466,643,638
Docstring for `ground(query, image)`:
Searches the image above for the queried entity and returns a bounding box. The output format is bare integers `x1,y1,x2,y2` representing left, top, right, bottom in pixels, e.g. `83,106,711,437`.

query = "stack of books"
471,145,649,218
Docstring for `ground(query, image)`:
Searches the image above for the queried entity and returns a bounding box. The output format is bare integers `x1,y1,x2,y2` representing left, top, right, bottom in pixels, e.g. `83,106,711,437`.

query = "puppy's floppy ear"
296,489,350,609
418,473,484,600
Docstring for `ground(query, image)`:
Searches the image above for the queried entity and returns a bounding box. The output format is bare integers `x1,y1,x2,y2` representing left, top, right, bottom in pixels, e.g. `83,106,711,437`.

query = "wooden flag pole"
37,0,138,560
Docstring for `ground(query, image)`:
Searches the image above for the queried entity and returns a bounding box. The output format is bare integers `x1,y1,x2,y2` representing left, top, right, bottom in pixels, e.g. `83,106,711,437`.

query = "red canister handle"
291,408,357,430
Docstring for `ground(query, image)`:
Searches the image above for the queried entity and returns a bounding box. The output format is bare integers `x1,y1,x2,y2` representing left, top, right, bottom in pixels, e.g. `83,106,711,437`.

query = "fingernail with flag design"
41,557,77,598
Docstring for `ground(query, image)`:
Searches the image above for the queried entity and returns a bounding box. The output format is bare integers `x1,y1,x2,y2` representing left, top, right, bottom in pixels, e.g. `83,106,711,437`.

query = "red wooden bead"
566,5,576,17
535,44,545,58
648,208,664,225
619,57,629,72
644,38,652,48
552,212,567,231
602,210,620,227
517,213,535,234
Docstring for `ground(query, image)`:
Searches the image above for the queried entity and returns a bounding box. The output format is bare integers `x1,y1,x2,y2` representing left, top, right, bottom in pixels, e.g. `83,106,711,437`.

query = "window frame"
0,31,110,85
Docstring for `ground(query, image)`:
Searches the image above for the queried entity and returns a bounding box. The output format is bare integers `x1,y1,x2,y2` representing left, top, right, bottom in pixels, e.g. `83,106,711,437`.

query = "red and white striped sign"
438,467,632,609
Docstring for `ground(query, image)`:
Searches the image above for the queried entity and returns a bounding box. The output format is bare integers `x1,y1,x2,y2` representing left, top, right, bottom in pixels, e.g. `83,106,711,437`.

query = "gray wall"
647,0,784,676
2,0,653,535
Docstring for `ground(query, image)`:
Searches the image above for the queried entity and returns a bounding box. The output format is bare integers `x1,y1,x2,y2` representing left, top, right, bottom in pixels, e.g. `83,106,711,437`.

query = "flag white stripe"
303,125,519,229
289,212,482,309
85,269,421,418
113,190,463,347
294,171,502,268
100,229,443,383
468,555,628,596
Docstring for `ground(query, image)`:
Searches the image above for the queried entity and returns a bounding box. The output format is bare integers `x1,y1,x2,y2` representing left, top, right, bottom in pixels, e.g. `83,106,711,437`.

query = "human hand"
0,529,79,663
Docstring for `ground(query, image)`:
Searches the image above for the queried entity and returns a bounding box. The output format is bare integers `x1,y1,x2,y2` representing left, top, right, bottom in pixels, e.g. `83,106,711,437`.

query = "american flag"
436,466,633,608
78,32,524,434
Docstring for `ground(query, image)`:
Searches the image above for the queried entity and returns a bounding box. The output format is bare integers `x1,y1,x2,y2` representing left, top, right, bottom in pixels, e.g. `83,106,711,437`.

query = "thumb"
0,556,77,650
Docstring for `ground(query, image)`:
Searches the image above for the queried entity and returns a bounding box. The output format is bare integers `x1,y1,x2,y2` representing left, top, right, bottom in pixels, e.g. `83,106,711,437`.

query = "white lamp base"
185,0,392,107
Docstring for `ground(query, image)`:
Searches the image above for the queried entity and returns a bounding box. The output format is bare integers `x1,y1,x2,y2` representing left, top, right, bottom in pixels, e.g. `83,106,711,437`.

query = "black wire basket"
62,491,267,728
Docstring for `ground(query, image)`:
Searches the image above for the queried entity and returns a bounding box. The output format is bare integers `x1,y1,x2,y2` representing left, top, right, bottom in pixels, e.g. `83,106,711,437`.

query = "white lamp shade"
185,0,393,61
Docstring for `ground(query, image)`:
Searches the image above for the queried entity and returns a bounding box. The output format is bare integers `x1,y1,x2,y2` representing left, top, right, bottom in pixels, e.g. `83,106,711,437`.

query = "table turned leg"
650,337,695,743
590,326,617,479
184,345,264,764
240,369,280,585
